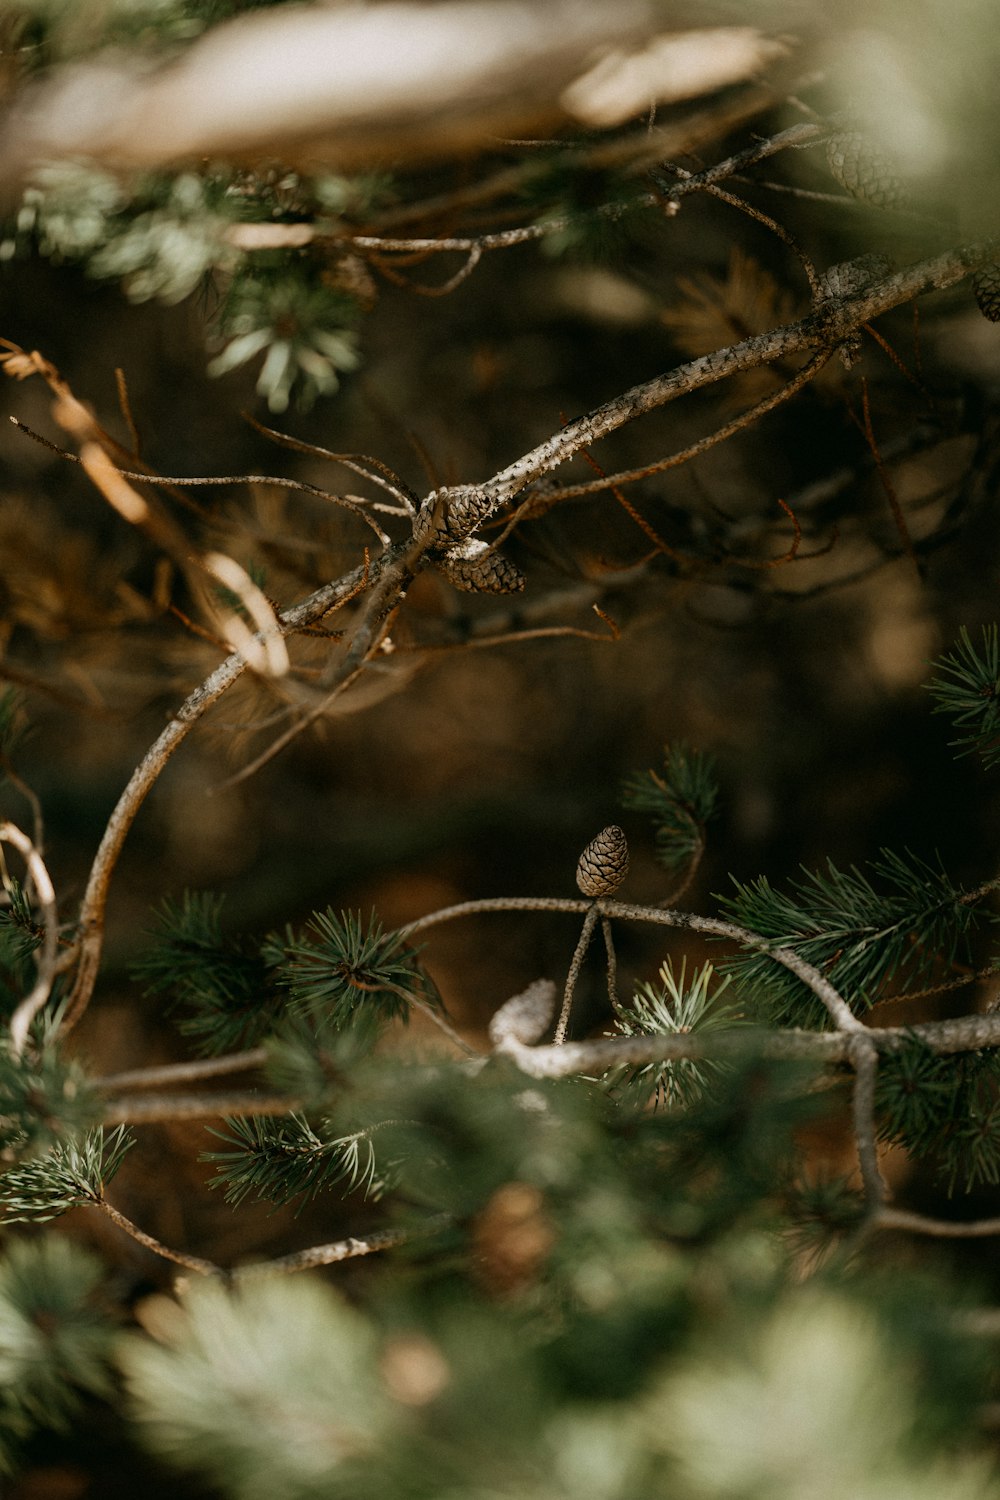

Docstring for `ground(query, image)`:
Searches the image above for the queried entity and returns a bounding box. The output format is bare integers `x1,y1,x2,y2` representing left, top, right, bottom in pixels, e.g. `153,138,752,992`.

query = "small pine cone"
826,131,905,211
576,825,629,897
435,538,526,594
973,263,1000,322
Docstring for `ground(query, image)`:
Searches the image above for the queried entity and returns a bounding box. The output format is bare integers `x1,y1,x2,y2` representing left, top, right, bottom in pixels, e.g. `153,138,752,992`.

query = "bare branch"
91,1048,269,1093
2,821,59,1056
482,243,993,510
406,894,866,1033
849,1035,886,1212
872,1207,1000,1240
554,905,601,1044
231,1216,451,1278
101,1091,302,1126
96,1198,220,1276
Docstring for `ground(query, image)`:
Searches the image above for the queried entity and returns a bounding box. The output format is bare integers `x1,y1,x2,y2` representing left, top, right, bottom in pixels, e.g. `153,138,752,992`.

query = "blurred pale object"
819,1,1000,233
561,28,791,127
0,0,655,181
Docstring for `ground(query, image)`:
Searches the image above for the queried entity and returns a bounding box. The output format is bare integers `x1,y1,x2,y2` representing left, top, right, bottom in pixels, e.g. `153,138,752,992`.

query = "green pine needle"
203,1113,389,1210
276,908,440,1029
0,1235,117,1474
607,959,743,1109
927,625,1000,768
621,743,719,874
0,1041,100,1159
718,849,980,1026
132,891,282,1057
1,1127,134,1224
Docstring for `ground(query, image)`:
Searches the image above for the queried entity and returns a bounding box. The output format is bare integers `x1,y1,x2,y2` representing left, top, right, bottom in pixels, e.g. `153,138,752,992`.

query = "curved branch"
2,821,59,1056
406,893,865,1033
59,554,377,1036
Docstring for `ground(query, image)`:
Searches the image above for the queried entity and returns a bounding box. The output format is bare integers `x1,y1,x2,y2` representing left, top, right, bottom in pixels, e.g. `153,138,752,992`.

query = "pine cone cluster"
576,825,629,897
826,131,905,211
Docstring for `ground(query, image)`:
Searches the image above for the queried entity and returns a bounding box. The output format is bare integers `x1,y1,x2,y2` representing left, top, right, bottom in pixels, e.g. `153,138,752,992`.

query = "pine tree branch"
483,242,994,508
222,121,826,258
91,1049,270,1093
231,1216,450,1278
871,1207,1000,1240
533,349,834,504
493,1009,1000,1078
101,1091,302,1126
407,895,866,1033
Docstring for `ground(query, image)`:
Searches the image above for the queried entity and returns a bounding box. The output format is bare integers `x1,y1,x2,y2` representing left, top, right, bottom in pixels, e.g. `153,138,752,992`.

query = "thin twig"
1,763,45,853
59,553,374,1034
601,916,619,1008
243,413,419,512
554,906,600,1045
101,1091,302,1126
114,366,142,458
872,1207,1000,1239
92,1048,269,1092
409,996,481,1058
511,349,834,505
849,1035,886,1212
96,1198,220,1275
2,821,59,1055
231,1214,451,1277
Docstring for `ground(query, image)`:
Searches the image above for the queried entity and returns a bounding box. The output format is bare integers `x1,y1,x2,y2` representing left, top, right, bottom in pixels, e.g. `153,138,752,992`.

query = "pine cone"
826,131,905,211
576,825,629,897
435,538,526,594
973,263,1000,322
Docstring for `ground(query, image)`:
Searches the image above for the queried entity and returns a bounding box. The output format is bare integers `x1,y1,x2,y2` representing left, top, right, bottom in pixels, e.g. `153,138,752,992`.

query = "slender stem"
2,821,59,1055
554,906,600,1045
872,1207,1000,1240
409,996,481,1058
59,554,375,1036
96,1198,220,1275
849,1036,886,1211
101,1091,301,1125
601,916,619,1009
537,342,834,505
232,1214,451,1277
92,1048,269,1092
